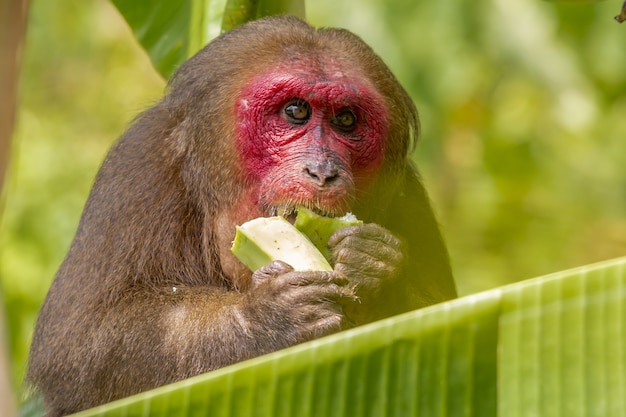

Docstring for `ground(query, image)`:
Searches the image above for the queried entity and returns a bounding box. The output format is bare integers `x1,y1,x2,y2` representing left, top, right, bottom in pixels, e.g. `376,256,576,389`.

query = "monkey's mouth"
269,205,341,224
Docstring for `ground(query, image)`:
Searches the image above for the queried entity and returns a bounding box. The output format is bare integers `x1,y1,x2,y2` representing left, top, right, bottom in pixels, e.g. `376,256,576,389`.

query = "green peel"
294,207,363,261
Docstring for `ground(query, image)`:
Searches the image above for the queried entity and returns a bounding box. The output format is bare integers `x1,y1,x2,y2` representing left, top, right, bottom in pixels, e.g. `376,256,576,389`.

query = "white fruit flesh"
231,216,332,272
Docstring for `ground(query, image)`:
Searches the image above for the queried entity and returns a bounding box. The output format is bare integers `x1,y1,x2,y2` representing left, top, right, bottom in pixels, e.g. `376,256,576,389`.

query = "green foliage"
110,0,222,78
109,1,194,78
67,257,626,417
110,0,304,78
222,0,305,32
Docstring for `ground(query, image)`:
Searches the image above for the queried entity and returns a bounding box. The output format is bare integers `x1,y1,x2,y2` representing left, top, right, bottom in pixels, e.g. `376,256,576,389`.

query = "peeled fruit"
231,216,332,272
231,208,362,272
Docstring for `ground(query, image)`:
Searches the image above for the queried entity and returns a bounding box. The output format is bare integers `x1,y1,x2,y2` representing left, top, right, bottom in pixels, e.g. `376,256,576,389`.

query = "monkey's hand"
328,224,403,324
245,260,353,344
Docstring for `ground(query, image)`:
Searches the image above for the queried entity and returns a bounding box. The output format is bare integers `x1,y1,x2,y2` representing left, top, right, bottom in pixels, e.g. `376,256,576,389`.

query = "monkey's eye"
330,109,357,132
283,99,311,125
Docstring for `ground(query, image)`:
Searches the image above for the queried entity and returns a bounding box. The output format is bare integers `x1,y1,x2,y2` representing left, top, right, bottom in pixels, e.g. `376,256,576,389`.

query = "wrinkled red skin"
234,60,389,217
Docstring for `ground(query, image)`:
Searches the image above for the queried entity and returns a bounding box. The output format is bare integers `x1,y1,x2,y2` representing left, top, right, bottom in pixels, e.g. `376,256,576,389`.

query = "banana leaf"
69,256,626,417
110,0,305,79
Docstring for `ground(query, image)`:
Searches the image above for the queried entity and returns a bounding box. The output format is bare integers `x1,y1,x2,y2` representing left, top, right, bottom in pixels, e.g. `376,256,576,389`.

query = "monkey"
26,16,456,416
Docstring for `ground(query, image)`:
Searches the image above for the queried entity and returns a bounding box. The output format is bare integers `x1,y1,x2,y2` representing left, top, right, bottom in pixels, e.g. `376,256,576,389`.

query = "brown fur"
27,16,456,416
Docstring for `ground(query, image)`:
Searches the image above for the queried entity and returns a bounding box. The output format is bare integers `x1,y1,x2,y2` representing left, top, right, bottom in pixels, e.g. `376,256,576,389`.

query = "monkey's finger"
279,282,353,306
273,270,349,288
252,260,294,283
290,282,345,299
298,310,344,339
328,223,402,251
332,236,403,266
333,248,399,279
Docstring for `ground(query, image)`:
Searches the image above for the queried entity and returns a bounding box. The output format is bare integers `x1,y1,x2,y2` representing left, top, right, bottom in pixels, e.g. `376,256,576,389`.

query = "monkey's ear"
166,117,191,159
382,162,457,303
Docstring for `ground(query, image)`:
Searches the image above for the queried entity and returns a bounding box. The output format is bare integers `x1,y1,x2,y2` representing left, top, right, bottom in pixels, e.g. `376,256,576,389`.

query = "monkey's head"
234,56,389,218
162,17,418,286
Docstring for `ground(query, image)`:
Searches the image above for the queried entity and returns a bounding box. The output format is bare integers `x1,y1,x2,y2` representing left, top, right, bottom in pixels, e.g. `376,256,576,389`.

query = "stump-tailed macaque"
28,16,456,416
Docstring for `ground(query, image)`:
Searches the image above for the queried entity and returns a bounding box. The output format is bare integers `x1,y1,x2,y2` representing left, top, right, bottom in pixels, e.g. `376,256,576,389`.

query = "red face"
234,56,390,218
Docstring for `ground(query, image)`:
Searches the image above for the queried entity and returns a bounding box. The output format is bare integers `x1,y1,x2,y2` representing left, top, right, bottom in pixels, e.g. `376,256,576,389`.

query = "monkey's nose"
304,161,340,186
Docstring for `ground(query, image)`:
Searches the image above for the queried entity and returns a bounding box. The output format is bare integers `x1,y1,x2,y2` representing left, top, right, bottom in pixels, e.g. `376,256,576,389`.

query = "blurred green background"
1,0,625,395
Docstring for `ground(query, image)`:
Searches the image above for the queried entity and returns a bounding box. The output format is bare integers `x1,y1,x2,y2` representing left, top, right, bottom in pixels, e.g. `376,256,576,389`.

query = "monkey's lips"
269,205,343,224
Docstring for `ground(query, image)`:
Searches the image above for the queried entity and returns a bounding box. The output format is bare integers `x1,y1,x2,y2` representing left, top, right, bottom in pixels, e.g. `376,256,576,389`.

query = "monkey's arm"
104,270,348,383
29,267,349,414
